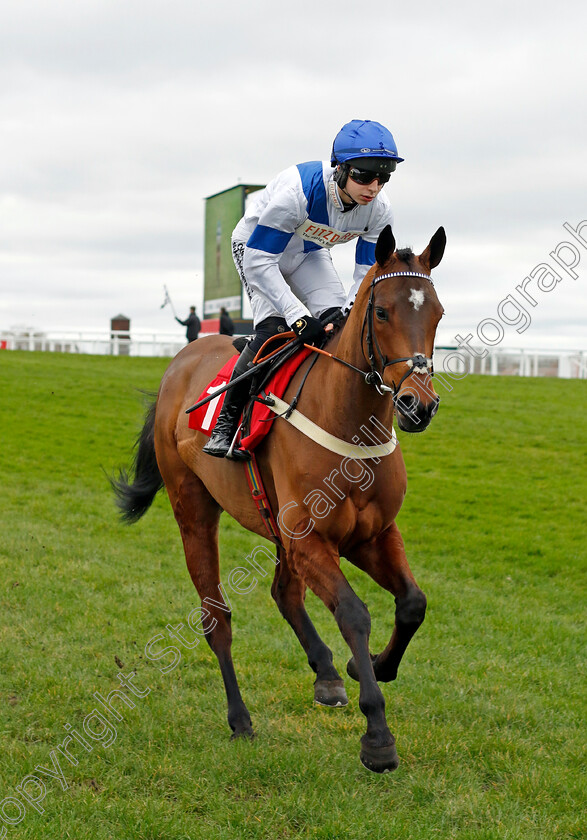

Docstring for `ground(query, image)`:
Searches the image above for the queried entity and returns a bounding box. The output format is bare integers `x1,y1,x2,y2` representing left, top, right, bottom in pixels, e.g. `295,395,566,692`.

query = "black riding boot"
202,345,255,460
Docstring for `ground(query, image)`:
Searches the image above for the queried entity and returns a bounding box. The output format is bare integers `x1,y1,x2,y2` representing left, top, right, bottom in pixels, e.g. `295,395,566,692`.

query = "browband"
373,271,433,285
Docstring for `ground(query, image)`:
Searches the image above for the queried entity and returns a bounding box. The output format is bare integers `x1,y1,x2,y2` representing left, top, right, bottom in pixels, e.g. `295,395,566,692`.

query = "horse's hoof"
314,678,348,707
230,726,256,741
346,653,376,682
373,665,398,684
359,739,399,774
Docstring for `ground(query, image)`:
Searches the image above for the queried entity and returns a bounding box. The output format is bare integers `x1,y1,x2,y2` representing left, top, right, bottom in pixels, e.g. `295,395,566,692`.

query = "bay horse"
113,225,446,773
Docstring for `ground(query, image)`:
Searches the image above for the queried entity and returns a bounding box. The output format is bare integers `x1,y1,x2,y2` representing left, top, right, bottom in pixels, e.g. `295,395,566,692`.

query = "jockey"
203,119,403,460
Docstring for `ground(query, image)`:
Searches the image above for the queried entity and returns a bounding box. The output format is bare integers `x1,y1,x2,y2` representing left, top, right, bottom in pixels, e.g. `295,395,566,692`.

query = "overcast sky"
2,0,586,350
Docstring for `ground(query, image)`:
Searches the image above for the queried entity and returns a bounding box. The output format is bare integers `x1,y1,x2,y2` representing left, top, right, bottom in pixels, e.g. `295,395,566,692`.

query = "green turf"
0,351,585,839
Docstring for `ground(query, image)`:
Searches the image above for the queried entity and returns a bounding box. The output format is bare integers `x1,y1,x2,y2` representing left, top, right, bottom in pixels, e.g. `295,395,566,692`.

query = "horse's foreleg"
346,522,427,684
291,532,398,772
167,468,254,739
271,550,348,707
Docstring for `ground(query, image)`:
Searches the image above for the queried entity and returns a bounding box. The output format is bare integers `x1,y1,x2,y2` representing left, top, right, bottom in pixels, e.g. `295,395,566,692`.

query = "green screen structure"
203,184,264,319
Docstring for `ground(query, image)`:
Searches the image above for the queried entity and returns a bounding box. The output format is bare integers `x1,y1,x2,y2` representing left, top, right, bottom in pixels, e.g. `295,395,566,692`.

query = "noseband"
363,271,435,396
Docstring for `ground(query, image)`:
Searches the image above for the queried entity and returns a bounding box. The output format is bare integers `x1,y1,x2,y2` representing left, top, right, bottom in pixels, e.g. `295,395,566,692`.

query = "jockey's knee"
248,316,289,354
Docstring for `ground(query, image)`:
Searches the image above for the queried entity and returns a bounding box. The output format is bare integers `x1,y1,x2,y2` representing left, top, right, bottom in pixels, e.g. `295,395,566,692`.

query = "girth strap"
244,453,283,547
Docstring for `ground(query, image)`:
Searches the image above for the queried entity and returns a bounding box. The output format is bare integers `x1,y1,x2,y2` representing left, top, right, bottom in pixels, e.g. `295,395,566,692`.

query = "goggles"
348,164,395,186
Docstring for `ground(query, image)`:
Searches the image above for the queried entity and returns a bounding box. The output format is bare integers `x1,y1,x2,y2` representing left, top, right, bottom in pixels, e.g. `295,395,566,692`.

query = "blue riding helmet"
331,119,404,166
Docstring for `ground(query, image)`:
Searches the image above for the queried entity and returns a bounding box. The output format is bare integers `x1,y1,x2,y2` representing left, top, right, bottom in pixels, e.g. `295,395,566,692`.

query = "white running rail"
1,330,585,379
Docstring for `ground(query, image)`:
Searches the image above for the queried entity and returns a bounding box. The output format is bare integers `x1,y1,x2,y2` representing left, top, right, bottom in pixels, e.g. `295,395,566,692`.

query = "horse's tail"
111,400,164,524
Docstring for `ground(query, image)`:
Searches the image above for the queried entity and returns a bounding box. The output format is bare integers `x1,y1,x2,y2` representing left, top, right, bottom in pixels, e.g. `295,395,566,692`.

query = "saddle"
188,337,315,453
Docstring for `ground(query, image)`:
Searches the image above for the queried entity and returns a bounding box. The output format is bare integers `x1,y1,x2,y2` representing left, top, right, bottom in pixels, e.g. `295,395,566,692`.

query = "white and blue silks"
232,160,394,327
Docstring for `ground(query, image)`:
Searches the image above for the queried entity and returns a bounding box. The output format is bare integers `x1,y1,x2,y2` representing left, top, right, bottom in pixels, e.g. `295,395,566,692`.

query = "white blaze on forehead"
408,288,425,311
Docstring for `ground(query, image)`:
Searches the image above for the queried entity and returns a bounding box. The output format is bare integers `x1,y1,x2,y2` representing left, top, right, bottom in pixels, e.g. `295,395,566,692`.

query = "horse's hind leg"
346,522,427,684
166,466,254,738
271,550,348,707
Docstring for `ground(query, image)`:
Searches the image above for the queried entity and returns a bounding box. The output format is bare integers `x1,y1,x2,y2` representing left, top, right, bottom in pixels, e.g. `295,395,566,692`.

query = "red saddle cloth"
188,347,313,451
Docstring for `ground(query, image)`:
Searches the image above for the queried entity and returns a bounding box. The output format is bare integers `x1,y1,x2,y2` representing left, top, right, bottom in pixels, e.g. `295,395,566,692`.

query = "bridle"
308,269,436,399
361,270,435,396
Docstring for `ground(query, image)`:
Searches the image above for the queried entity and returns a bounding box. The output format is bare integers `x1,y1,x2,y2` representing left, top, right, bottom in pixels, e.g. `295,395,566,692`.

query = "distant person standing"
176,306,201,343
219,307,235,336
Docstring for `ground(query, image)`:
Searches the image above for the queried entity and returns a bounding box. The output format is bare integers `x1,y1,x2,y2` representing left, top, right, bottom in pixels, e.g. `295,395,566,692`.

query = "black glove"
290,315,326,345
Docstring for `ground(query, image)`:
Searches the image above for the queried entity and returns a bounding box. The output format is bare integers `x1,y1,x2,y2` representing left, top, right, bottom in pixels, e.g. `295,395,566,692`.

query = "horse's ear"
420,226,446,271
375,225,396,267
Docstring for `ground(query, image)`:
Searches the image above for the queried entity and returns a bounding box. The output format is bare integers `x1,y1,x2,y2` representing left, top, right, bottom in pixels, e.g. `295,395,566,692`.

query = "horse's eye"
375,307,388,322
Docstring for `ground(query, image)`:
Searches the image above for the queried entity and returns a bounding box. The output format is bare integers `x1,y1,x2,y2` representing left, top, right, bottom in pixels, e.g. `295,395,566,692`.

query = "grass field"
0,350,585,840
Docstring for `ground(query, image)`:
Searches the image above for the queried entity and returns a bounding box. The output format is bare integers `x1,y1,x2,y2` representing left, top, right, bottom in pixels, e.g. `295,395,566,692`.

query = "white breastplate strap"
266,394,397,459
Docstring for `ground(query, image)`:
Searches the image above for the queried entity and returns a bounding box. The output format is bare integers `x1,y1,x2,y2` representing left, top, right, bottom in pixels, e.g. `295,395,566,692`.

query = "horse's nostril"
396,394,417,415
